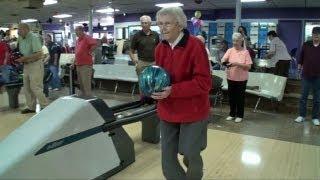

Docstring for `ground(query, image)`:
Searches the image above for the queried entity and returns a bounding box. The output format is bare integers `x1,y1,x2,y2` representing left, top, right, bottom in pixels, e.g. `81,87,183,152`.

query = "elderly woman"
222,32,252,123
151,7,211,180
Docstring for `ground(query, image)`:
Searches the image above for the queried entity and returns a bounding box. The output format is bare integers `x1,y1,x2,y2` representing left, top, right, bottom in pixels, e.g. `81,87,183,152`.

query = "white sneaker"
312,119,320,126
294,116,305,123
235,118,243,123
226,116,235,121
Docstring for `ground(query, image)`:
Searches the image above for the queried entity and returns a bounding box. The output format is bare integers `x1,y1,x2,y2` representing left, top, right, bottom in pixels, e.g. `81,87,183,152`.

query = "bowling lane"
111,123,320,180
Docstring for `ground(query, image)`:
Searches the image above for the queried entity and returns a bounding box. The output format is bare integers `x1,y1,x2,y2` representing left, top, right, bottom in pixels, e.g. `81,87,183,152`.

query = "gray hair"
156,7,187,29
232,32,244,41
75,26,84,31
18,23,30,31
140,15,152,22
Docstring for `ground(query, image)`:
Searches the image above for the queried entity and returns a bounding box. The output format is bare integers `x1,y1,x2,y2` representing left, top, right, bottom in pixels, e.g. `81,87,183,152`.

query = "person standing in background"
129,15,160,76
221,33,252,123
73,26,97,97
238,26,249,49
16,23,48,113
45,34,61,91
129,15,160,103
265,31,291,77
0,35,10,84
294,27,320,126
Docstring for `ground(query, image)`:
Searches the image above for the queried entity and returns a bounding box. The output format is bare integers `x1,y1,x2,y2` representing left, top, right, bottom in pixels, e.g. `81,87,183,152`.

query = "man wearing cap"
294,27,320,126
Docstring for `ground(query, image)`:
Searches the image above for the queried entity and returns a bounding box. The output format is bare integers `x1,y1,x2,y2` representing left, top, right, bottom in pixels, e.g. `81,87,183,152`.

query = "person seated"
213,40,228,70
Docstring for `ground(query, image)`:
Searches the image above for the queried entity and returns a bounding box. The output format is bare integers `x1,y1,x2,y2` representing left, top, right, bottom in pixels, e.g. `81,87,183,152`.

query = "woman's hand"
151,86,172,100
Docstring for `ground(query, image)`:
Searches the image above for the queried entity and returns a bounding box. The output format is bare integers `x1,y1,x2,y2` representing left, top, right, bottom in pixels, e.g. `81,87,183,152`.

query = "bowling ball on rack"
139,65,171,97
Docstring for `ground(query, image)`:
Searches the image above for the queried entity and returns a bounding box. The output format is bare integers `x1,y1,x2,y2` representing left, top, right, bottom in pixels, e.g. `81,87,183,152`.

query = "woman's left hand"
151,86,172,100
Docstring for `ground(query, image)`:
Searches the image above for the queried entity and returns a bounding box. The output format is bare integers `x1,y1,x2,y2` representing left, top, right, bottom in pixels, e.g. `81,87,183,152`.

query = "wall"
115,8,320,52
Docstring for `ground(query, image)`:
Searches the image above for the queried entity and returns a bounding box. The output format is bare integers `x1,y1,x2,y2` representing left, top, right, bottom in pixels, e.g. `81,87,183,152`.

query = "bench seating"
212,70,287,111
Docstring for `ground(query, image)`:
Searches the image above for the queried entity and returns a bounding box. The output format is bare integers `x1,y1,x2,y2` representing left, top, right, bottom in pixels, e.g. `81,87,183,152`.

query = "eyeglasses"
157,21,177,28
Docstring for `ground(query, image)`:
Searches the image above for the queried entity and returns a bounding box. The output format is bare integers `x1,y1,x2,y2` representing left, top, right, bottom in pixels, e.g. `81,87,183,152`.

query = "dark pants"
274,60,290,77
227,79,247,118
299,77,320,119
160,119,208,180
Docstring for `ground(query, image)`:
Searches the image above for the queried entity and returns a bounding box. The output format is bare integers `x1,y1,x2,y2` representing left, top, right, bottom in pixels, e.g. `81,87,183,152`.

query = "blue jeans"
49,65,61,89
299,77,320,119
0,65,12,83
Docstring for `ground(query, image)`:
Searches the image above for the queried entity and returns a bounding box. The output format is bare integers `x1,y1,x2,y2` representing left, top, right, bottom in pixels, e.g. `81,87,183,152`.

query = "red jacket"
155,30,212,123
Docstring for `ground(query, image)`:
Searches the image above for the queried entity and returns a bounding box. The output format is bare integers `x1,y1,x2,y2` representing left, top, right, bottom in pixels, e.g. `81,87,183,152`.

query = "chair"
210,75,223,111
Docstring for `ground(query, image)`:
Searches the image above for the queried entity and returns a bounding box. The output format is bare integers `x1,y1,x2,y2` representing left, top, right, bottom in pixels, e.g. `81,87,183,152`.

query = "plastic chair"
210,75,223,111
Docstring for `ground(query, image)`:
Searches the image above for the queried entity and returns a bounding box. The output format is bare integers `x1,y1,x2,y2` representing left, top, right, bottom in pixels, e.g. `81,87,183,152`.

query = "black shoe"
21,108,36,114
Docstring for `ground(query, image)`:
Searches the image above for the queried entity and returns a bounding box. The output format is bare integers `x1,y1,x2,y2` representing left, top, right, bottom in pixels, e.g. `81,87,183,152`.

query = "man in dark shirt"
129,15,160,76
295,27,320,126
45,34,61,90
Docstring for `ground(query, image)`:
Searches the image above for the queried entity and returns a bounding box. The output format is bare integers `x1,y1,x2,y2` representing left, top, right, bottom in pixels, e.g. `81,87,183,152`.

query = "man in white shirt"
266,31,291,77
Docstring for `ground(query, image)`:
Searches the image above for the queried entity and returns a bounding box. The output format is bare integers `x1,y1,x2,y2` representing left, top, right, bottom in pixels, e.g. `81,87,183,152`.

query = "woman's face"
238,27,244,34
233,38,243,49
157,14,182,43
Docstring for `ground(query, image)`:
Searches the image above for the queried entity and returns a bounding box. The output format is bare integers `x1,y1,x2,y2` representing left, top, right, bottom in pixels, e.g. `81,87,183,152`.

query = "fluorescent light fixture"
0,27,9,31
78,21,89,24
53,14,72,18
241,0,266,2
43,0,57,6
155,2,184,8
100,16,114,26
21,18,38,23
96,7,115,13
115,9,120,12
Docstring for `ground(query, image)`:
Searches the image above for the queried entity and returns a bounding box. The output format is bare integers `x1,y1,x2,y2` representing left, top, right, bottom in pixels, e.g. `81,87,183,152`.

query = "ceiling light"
241,0,266,2
21,19,38,23
96,7,115,13
155,2,184,8
100,16,114,26
115,9,120,12
43,0,57,6
78,21,89,24
53,14,72,18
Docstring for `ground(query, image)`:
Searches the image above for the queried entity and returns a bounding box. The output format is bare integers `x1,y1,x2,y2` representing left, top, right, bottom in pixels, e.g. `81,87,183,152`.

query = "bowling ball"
139,65,171,97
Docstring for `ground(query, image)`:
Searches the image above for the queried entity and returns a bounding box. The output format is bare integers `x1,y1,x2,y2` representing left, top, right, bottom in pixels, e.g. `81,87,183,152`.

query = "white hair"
196,35,205,43
232,32,244,41
156,7,187,29
140,15,152,22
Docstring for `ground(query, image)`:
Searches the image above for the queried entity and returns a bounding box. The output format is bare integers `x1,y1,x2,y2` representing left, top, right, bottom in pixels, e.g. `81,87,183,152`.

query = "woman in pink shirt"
221,32,252,123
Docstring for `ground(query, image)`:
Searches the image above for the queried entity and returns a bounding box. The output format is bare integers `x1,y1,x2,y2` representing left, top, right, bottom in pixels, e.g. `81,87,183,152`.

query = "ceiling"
0,0,320,24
